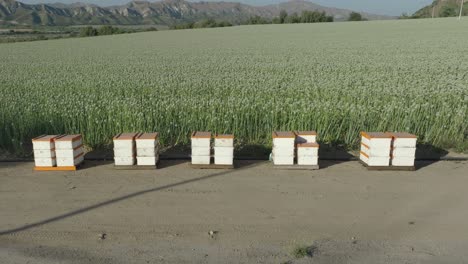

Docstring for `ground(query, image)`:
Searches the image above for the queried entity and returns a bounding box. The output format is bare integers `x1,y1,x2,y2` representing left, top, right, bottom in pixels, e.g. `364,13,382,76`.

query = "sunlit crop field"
1,18,467,153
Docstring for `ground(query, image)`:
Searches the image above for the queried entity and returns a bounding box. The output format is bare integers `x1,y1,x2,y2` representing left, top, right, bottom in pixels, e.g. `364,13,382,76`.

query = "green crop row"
1,18,467,154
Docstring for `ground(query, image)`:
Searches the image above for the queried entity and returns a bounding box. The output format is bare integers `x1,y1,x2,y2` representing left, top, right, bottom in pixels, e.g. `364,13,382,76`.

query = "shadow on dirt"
0,160,262,236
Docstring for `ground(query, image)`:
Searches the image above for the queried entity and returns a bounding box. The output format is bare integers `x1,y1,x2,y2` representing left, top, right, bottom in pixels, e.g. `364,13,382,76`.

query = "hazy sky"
20,0,434,16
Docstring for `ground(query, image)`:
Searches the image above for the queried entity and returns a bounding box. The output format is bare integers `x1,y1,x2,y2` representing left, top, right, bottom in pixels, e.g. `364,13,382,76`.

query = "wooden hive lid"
272,131,295,138
386,132,417,139
54,134,82,142
215,134,234,139
137,132,159,140
297,142,320,148
32,135,59,142
360,132,392,139
191,131,211,138
294,131,317,136
113,133,139,140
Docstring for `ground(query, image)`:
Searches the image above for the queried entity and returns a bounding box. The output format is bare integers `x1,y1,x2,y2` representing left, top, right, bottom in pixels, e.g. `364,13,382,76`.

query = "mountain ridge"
0,0,393,26
413,0,467,18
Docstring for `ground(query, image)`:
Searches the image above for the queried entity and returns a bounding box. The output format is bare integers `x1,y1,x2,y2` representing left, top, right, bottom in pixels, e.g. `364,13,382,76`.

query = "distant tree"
98,26,114,36
279,10,288,23
439,6,457,17
79,26,98,37
348,12,363,21
286,12,300,23
247,15,270,25
272,17,281,24
146,27,158,31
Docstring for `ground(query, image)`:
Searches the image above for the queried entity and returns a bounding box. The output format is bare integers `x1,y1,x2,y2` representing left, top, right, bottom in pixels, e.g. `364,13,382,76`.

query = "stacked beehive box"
214,134,234,165
54,134,84,167
136,133,160,166
191,132,211,165
297,143,319,166
113,133,138,166
360,132,392,166
389,132,417,167
294,131,319,166
272,131,295,165
32,135,59,167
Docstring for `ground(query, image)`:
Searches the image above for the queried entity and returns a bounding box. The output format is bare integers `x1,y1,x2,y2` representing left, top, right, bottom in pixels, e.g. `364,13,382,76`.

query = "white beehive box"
272,155,294,165
191,132,211,165
192,147,211,156
272,146,295,157
297,143,319,166
214,147,234,157
113,133,138,150
360,132,392,167
192,155,211,165
54,134,84,167
272,131,295,165
136,133,160,163
391,157,415,166
113,133,139,166
114,157,136,166
390,132,417,148
57,153,84,167
191,131,211,147
388,132,417,167
32,135,59,151
360,143,391,157
137,156,159,166
360,132,392,150
32,136,59,167
214,134,234,147
55,146,84,159
54,134,83,150
34,157,57,167
297,142,319,157
360,152,390,166
214,134,234,165
136,132,159,149
272,131,295,147
294,131,317,144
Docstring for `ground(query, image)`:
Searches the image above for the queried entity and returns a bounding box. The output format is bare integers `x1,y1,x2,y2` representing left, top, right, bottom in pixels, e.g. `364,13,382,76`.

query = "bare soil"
1,160,467,263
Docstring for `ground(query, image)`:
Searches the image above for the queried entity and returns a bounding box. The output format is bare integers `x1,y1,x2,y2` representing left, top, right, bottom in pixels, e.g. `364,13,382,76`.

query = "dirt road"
1,160,467,263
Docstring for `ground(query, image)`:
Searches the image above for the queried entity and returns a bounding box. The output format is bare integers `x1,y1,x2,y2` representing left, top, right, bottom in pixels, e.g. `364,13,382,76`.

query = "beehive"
32,135,59,167
54,134,84,167
297,142,319,166
191,132,211,165
360,132,392,166
294,131,317,144
388,132,417,166
272,131,295,165
136,132,159,166
214,134,234,165
113,133,139,166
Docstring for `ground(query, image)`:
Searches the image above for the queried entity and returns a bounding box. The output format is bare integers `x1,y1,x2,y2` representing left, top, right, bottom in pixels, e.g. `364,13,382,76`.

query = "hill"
413,0,467,18
0,0,392,26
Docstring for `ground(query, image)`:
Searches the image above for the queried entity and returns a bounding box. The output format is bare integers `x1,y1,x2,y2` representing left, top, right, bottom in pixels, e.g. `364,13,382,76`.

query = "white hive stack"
136,133,160,166
294,131,317,144
360,132,392,166
191,132,211,165
113,133,138,166
214,134,234,165
54,134,84,167
389,132,417,167
32,135,59,167
272,131,295,165
297,143,319,166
